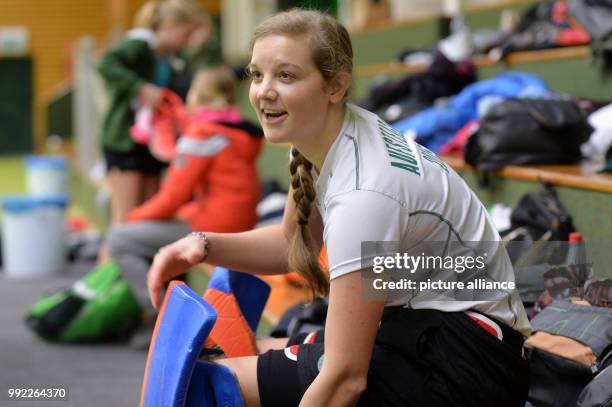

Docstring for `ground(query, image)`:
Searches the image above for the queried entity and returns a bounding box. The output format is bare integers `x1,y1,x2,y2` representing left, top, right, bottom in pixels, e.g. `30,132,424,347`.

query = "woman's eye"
279,71,294,81
249,70,262,81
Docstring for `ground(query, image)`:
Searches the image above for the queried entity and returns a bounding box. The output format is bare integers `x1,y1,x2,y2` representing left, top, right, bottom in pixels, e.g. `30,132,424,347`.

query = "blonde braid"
288,147,328,298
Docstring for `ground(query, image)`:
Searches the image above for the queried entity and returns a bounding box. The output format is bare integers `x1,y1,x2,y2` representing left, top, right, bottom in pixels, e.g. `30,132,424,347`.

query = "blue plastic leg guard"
186,361,245,407
207,267,271,332
140,281,217,407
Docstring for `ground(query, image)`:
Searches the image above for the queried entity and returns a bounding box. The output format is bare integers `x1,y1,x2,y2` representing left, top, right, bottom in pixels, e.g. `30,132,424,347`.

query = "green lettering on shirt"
391,161,421,175
417,145,449,173
378,120,421,176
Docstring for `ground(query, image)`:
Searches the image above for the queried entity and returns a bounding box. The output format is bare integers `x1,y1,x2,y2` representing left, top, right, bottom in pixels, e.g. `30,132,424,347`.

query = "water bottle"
565,232,591,280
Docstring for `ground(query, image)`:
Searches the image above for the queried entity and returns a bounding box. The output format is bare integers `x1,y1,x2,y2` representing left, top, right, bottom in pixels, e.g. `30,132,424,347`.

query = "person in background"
107,66,263,347
96,0,205,262
131,0,173,93
172,11,224,100
133,0,223,102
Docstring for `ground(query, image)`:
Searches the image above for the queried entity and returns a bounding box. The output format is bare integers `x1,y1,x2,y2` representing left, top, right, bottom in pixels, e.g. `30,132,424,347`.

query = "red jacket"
127,109,263,232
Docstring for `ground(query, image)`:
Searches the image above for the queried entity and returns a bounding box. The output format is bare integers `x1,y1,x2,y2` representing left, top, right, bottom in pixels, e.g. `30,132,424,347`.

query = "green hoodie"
97,38,156,152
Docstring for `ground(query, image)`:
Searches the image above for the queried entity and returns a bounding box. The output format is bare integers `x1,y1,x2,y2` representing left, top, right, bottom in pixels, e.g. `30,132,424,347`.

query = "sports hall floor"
0,157,144,406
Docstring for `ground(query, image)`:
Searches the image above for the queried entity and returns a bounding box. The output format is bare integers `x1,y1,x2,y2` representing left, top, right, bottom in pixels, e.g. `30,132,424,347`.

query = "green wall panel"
68,170,108,231
0,58,33,155
353,71,407,100
47,88,73,140
464,0,538,31
478,58,612,99
236,82,258,122
0,156,26,220
352,21,440,66
257,143,291,189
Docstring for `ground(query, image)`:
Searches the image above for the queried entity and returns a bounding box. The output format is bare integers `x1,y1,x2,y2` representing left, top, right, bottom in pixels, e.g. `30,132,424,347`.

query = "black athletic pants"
257,307,529,407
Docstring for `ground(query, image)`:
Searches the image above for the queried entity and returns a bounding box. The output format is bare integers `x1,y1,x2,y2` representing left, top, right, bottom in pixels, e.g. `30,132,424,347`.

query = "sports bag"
526,300,612,407
25,261,141,342
465,98,592,171
509,182,575,243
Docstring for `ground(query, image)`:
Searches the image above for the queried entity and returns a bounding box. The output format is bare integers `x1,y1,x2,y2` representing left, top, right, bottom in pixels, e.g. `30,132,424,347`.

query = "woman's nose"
257,80,278,100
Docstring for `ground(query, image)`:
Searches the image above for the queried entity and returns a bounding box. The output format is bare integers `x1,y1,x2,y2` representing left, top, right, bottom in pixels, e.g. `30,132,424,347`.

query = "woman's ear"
328,72,352,104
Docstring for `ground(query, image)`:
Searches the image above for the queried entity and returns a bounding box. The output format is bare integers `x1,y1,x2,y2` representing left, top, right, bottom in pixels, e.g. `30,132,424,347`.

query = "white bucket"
1,195,69,279
25,156,68,196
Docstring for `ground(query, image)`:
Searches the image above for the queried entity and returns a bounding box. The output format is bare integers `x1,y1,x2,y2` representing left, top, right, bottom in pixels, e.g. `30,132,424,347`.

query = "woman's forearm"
203,224,291,275
298,272,385,406
299,370,366,407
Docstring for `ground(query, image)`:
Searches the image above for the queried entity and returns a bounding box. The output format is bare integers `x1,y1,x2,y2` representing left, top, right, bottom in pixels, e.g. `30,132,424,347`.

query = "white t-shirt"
315,104,531,337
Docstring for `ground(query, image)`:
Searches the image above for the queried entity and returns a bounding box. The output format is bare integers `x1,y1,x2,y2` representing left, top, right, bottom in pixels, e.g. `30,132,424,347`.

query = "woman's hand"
139,83,163,108
147,235,204,309
299,271,385,406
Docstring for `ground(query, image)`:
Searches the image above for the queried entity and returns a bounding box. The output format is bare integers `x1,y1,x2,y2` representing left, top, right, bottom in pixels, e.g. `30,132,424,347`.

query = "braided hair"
288,147,328,298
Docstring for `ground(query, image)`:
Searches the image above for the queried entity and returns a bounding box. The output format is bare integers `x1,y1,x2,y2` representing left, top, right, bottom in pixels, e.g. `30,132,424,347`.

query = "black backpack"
503,182,575,266
502,183,576,314
465,98,592,172
509,182,575,243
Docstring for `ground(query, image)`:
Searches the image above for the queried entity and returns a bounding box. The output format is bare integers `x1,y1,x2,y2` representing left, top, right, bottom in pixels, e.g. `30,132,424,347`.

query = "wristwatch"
189,231,210,263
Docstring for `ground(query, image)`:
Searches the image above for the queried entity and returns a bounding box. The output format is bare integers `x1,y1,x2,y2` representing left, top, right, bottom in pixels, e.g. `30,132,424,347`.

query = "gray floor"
0,262,146,407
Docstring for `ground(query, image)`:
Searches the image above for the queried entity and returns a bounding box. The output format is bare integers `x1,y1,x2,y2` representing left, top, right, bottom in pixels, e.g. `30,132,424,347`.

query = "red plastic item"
66,216,90,232
568,232,583,242
202,288,257,358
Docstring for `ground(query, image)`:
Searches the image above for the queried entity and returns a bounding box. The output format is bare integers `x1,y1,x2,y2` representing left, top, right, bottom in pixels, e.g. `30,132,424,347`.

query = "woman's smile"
261,108,288,124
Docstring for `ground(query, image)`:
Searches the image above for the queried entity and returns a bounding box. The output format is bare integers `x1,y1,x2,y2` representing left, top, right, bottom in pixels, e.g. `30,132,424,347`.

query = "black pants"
257,308,529,407
103,144,166,174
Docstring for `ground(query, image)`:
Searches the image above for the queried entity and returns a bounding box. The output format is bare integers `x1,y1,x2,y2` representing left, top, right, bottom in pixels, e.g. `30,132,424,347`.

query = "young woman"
146,9,531,407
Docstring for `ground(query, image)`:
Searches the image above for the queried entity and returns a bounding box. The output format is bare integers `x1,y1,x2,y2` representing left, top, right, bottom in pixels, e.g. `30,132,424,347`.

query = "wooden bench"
442,156,612,194
355,46,590,77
